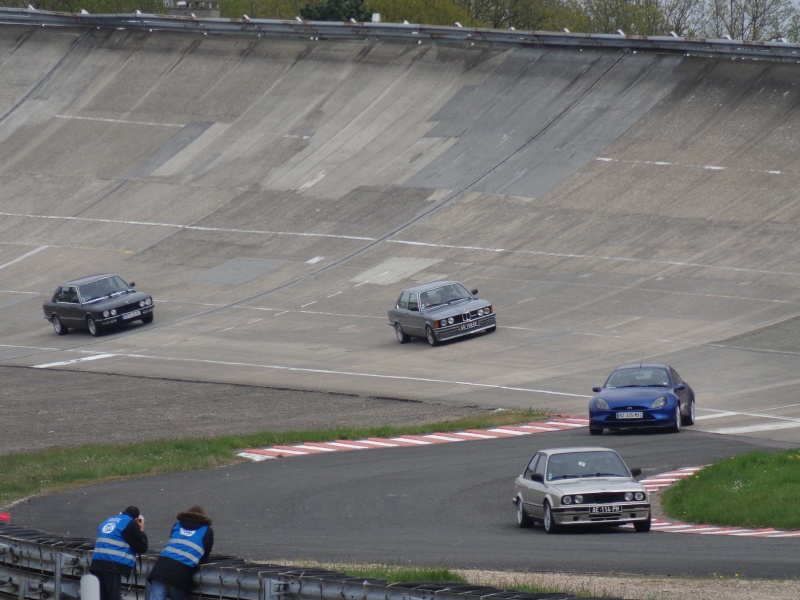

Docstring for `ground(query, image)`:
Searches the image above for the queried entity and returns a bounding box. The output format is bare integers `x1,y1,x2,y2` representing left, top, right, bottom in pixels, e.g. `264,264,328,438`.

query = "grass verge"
0,408,547,509
662,448,800,530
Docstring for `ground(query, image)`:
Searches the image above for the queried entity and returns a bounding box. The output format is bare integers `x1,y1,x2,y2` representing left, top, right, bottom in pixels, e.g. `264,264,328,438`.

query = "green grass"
288,564,615,598
661,448,800,530
0,409,547,508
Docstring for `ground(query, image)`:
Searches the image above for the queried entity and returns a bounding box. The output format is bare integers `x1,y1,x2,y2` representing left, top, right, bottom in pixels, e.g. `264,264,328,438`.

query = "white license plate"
591,505,621,513
460,321,479,330
122,310,141,320
616,411,643,419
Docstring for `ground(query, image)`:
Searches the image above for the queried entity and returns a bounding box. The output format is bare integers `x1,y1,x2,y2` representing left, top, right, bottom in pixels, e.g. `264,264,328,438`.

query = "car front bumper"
96,305,154,326
552,502,651,526
435,314,496,341
590,408,675,429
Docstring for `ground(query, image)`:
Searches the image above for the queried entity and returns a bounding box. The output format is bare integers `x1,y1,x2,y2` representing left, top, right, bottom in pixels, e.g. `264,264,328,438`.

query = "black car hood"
84,291,150,309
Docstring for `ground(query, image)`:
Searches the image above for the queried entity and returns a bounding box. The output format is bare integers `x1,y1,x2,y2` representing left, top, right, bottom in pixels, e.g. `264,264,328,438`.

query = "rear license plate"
460,321,478,331
591,505,621,513
616,411,643,419
122,310,141,320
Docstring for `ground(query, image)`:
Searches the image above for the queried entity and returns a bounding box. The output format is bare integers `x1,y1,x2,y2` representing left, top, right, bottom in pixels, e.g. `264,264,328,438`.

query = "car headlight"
595,398,609,410
573,494,583,504
635,491,646,501
562,496,572,505
651,396,667,408
103,311,109,317
146,298,152,306
447,317,454,325
625,492,634,501
110,309,116,316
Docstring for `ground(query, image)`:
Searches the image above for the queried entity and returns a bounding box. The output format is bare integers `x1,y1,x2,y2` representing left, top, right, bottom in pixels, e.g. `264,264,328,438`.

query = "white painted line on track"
709,421,800,434
33,354,116,368
0,245,49,270
4,211,799,277
56,115,185,128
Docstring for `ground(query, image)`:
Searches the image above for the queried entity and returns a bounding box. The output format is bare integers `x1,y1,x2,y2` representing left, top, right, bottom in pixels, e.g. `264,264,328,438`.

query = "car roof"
538,447,619,456
614,363,670,370
59,273,118,286
400,280,464,294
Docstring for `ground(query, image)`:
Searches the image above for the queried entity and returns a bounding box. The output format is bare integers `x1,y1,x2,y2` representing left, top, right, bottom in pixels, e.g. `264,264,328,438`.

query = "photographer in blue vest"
147,506,214,600
90,506,149,600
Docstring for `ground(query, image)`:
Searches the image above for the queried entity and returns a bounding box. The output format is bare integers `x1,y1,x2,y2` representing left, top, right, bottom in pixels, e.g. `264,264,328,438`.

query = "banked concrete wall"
1,19,799,401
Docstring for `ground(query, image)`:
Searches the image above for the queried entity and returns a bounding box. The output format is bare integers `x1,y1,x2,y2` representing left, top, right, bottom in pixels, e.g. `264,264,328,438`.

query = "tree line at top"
8,0,800,42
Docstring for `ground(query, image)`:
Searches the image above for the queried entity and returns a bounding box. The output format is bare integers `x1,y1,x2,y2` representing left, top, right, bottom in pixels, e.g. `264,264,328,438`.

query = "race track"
1,21,799,580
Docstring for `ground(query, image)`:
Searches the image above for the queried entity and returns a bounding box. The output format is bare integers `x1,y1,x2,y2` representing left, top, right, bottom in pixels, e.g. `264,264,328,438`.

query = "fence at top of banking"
1,6,800,63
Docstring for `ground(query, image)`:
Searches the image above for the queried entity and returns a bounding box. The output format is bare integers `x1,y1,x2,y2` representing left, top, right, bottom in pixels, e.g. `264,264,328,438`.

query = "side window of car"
670,368,682,386
524,454,540,478
533,454,547,480
397,293,409,310
408,293,419,312
55,287,68,302
67,287,79,303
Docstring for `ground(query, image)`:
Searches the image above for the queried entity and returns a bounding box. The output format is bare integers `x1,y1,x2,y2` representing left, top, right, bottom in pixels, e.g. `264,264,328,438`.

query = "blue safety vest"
92,514,136,567
159,523,208,567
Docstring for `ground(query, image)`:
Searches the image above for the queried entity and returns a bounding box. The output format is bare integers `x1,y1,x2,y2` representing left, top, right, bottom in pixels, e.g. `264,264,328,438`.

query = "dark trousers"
90,571,122,600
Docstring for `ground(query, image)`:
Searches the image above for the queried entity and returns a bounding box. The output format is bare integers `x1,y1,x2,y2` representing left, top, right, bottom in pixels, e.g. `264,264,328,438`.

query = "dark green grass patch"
662,449,800,530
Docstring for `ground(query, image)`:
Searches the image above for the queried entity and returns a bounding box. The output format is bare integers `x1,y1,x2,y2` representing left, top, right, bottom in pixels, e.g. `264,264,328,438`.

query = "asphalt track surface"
1,24,800,580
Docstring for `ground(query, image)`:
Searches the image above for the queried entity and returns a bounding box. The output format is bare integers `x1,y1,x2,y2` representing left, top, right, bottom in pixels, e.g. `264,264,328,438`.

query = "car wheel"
543,502,558,534
141,313,154,325
395,323,410,344
515,497,532,528
670,404,682,433
52,315,68,336
425,325,438,347
682,399,696,426
634,514,652,533
87,316,101,337
589,425,603,436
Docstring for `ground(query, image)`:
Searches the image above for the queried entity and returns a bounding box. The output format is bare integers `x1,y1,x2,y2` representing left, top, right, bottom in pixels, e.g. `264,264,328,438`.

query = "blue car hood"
596,388,673,407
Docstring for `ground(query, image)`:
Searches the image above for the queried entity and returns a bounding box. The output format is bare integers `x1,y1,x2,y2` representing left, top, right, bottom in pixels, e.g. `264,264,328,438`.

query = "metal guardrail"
1,7,800,63
1,523,614,600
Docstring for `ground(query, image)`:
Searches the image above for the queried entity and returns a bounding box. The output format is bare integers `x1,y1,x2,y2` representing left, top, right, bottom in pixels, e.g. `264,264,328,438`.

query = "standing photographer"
147,506,214,600
89,506,149,600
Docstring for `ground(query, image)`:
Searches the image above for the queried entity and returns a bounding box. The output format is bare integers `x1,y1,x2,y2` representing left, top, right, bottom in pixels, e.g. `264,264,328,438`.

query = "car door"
60,286,82,327
517,453,547,518
670,367,691,412
395,292,425,336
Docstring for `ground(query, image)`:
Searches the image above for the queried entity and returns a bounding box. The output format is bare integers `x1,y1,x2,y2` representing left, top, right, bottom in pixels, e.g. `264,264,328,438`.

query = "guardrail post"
17,577,28,600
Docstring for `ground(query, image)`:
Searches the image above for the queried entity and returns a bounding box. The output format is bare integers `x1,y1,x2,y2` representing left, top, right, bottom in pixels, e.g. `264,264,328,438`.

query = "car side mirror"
471,289,478,295
675,383,685,390
129,282,135,288
530,473,543,483
592,386,602,393
630,468,642,477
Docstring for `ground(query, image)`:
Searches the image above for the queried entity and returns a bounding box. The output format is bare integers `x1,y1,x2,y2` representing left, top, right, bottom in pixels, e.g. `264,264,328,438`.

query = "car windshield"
605,368,670,388
419,283,472,309
546,451,630,481
79,276,132,304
